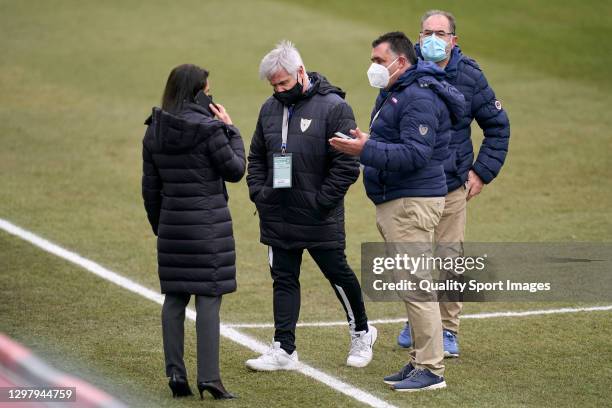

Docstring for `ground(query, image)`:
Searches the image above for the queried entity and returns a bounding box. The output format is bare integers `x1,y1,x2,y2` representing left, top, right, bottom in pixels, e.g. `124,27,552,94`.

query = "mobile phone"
194,90,218,114
334,131,354,140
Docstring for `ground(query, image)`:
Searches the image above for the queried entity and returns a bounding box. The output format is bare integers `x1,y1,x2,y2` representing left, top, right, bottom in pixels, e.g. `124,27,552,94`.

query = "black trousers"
269,246,368,354
162,293,222,383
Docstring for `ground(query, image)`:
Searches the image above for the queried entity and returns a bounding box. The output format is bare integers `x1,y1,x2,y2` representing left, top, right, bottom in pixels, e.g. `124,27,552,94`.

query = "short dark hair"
372,31,417,65
161,64,209,114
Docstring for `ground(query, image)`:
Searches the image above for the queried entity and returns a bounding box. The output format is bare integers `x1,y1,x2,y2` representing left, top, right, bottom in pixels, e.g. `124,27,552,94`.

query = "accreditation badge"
273,153,292,188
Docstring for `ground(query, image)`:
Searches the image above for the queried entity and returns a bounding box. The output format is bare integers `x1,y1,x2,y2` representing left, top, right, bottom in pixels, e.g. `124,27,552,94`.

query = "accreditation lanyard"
369,93,393,133
273,106,292,189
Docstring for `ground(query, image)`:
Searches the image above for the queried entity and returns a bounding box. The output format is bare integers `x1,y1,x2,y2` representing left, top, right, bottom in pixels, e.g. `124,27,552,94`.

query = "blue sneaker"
383,363,414,385
443,330,459,358
397,322,412,348
392,368,446,392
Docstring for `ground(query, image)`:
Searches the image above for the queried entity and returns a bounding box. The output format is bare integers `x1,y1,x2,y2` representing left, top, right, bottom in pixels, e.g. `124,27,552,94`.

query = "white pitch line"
224,306,612,329
0,219,396,408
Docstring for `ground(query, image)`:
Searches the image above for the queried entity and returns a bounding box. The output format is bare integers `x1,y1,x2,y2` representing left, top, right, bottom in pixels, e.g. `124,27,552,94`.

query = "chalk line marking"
0,219,396,408
224,305,612,329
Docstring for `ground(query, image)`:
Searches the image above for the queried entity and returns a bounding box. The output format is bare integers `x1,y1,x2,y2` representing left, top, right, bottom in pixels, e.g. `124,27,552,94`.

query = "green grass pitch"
1,1,611,407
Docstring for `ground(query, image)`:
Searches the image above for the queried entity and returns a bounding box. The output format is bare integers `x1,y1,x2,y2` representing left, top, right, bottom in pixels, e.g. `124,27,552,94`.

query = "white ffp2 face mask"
367,58,399,88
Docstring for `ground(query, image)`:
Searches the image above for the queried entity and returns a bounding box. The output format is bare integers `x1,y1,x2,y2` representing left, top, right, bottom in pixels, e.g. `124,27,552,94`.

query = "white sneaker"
245,341,299,371
347,325,377,368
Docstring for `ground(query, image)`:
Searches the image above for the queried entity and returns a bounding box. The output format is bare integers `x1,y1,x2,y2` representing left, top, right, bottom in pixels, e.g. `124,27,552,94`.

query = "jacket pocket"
313,193,334,220
302,191,330,222
443,148,458,174
256,186,280,205
401,197,445,232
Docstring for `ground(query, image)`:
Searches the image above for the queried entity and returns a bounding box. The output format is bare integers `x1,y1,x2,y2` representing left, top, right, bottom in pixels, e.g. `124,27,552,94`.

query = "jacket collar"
303,72,346,99
183,102,214,118
386,59,446,93
414,44,464,79
443,46,463,79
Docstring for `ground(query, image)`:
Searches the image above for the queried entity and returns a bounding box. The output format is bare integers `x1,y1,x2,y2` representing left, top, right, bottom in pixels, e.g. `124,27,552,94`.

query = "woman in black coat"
142,64,245,400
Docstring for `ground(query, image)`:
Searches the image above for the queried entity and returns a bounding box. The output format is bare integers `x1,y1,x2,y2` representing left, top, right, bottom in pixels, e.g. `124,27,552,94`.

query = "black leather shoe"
197,380,236,400
168,374,193,398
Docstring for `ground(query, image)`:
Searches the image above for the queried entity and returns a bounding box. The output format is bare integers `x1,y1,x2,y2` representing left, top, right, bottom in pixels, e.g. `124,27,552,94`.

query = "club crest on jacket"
300,118,312,132
419,125,428,136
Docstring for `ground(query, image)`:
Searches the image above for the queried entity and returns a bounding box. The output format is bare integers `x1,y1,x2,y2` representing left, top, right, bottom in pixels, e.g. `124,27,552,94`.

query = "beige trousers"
434,186,468,333
376,197,445,376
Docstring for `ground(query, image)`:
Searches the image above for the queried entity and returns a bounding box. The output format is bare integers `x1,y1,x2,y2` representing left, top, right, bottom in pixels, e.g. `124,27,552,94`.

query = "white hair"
258,40,306,80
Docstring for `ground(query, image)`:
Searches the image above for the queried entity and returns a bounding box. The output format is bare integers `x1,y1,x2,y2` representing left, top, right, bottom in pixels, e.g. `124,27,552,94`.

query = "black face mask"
273,75,304,106
194,90,215,115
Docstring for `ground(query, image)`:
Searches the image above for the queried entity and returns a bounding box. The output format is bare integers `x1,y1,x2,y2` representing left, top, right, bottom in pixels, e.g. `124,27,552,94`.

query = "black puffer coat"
142,103,245,296
247,73,359,250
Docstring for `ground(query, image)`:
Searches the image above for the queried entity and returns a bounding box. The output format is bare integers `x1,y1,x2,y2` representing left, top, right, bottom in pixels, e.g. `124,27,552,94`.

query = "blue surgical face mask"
421,34,449,62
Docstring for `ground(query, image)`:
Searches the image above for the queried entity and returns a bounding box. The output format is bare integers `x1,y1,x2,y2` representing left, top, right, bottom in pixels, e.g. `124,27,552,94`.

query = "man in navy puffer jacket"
331,31,465,392
395,10,511,358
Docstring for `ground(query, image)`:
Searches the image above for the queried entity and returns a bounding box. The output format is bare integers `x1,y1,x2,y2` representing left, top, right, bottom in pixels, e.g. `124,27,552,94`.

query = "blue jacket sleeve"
360,95,438,172
471,71,510,183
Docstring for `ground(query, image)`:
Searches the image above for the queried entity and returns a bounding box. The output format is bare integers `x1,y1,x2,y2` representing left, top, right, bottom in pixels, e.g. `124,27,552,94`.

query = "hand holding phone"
194,90,217,112
329,127,368,156
210,103,233,126
194,90,232,125
334,131,354,140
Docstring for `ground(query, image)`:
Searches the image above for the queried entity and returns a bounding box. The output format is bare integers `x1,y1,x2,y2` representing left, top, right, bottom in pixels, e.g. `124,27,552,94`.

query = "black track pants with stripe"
268,246,369,354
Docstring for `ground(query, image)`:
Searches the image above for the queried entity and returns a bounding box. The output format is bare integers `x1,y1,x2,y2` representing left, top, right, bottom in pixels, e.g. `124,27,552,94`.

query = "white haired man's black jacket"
247,72,359,250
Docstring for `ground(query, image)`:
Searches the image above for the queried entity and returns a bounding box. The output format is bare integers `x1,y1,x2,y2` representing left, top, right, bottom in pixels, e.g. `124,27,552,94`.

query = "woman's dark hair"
161,64,209,114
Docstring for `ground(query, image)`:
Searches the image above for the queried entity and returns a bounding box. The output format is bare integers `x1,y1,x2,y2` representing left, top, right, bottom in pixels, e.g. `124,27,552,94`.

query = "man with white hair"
245,40,376,371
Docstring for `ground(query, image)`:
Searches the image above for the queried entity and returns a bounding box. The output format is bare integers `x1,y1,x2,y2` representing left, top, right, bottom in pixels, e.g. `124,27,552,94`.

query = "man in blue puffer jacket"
396,10,511,358
330,31,465,392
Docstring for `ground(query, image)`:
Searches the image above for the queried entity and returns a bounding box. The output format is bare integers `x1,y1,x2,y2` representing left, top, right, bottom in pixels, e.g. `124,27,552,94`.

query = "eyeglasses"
420,30,455,37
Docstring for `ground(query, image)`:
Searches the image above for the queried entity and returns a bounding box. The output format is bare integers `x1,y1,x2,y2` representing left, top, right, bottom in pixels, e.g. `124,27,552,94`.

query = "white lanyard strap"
281,106,289,155
370,109,383,130
369,93,393,132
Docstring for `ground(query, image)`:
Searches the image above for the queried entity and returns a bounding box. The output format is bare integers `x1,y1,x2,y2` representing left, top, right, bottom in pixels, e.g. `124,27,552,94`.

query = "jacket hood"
419,74,466,124
391,59,446,90
144,103,224,153
388,60,465,124
304,72,346,99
